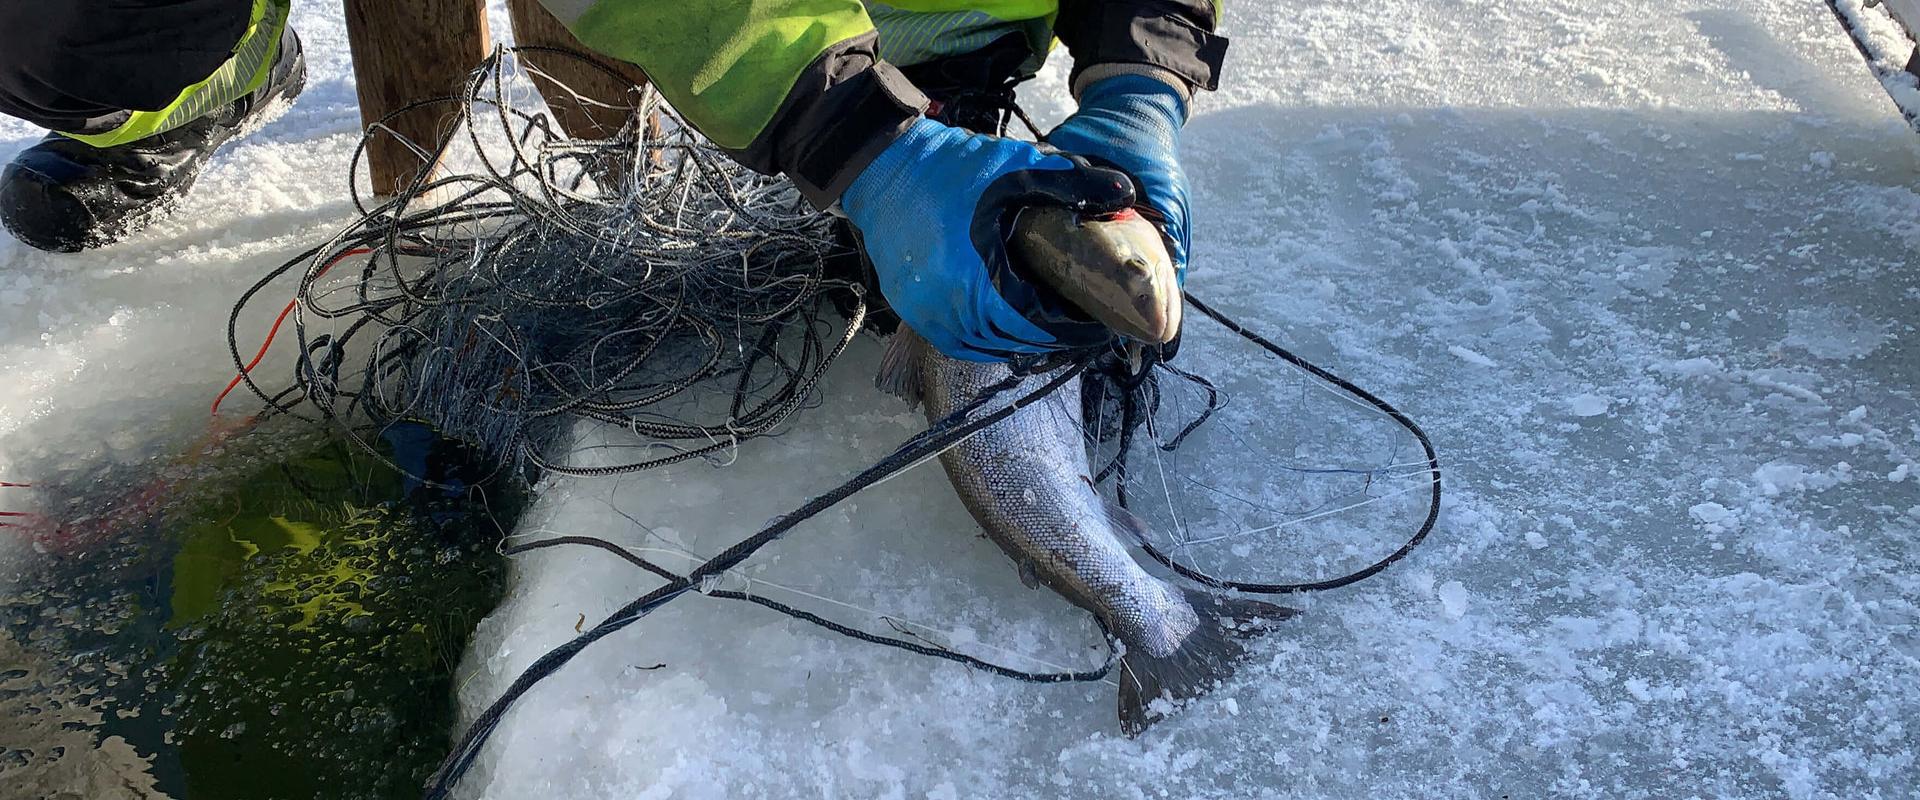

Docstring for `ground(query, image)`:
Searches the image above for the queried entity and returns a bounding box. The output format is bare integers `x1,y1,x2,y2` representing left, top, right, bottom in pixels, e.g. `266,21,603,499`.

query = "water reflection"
1,422,522,799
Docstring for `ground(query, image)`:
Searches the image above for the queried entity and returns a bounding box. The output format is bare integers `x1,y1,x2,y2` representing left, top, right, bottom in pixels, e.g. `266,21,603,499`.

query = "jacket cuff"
1071,63,1194,107
1055,1,1229,94
725,32,930,209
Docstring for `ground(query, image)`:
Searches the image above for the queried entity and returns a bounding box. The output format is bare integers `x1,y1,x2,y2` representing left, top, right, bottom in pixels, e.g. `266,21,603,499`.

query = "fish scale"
881,329,1295,734
921,355,1200,659
873,188,1293,733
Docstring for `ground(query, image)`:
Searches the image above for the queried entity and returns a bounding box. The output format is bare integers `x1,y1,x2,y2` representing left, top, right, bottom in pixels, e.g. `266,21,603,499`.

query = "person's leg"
0,0,305,253
0,0,252,134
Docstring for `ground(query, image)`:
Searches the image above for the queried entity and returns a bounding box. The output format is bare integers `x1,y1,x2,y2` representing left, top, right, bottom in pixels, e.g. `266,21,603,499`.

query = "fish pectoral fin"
1017,559,1043,590
1100,497,1154,547
875,327,930,407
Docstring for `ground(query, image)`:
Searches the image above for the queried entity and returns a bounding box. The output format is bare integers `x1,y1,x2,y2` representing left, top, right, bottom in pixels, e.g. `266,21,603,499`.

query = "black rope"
423,357,1091,799
1108,293,1443,594
230,46,862,497
237,50,1443,797
423,294,1445,798
710,590,1114,683
507,531,1117,683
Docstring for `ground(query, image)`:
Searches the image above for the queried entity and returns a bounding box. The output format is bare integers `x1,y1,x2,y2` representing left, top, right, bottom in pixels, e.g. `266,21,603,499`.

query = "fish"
1007,205,1183,345
878,329,1296,734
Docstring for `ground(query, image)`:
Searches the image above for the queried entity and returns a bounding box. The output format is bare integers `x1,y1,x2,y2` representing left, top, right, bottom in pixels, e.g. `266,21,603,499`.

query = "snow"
1689,502,1735,527
1435,580,1471,620
1567,393,1613,417
3,1,1920,799
1446,344,1498,367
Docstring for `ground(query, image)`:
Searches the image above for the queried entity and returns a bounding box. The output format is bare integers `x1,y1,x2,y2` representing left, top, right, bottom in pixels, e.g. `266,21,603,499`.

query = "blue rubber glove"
843,117,1131,361
1045,74,1192,282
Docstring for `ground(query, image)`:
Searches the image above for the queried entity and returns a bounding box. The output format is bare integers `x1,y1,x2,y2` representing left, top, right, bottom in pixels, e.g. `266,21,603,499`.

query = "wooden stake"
342,0,490,196
505,0,656,141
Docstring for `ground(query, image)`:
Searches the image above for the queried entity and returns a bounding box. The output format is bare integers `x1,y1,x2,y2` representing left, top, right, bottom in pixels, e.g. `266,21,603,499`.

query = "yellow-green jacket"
536,0,1226,204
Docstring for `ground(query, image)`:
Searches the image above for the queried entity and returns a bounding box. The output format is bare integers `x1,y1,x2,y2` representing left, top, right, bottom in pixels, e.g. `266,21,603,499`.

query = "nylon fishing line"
226,47,862,485
209,46,1442,799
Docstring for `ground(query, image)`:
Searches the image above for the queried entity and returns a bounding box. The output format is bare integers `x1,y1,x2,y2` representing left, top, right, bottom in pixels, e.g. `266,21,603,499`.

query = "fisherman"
0,0,1221,362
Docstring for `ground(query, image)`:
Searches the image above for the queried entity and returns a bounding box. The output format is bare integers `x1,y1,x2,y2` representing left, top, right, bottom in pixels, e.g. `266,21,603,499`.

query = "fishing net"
205,45,1442,797
225,47,864,480
1082,298,1441,593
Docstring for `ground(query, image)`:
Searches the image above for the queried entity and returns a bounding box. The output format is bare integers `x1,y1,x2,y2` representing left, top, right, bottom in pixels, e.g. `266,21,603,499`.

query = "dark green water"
1,423,524,799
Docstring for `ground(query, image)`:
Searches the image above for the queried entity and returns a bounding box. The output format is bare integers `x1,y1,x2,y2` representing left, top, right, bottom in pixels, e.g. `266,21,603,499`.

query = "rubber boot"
0,26,307,254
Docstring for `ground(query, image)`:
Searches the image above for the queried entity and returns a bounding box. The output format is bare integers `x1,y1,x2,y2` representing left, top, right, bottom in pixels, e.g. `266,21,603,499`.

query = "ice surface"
1446,344,1499,367
3,1,1919,799
1567,393,1613,417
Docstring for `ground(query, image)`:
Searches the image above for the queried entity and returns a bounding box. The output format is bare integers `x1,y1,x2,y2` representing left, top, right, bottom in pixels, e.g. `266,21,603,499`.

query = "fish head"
1009,206,1182,345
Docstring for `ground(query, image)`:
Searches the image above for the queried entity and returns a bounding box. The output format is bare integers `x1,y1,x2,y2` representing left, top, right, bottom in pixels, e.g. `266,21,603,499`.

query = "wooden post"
504,0,655,141
342,0,490,196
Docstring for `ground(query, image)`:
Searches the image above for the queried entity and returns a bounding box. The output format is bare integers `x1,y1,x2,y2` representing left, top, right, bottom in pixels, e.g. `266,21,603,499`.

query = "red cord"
1,483,30,529
212,247,371,416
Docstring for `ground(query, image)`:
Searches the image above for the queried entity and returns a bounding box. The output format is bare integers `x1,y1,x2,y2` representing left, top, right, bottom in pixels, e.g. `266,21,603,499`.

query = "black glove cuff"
728,33,930,209
1055,1,1230,93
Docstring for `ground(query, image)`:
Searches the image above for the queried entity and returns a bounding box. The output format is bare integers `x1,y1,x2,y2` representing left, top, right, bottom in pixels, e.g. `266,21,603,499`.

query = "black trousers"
0,0,252,133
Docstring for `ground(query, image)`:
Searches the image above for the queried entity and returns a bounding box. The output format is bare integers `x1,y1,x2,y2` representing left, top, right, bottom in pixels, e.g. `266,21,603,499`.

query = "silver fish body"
879,331,1294,733
918,348,1200,658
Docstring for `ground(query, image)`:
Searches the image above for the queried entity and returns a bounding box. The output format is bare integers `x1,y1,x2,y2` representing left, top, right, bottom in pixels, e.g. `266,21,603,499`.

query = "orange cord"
212,247,372,416
2,263,367,540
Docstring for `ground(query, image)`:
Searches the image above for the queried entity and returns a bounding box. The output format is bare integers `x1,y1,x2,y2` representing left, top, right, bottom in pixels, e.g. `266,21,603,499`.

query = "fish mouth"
1127,280,1182,345
1075,287,1178,345
1095,311,1176,345
1108,262,1180,345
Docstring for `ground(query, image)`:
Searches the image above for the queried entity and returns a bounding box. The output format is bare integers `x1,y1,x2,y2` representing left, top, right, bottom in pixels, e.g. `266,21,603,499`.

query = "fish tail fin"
1116,590,1298,736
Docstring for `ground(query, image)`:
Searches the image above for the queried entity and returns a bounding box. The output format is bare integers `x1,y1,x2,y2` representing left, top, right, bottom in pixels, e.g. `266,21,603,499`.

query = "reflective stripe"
62,0,290,148
867,1,1056,66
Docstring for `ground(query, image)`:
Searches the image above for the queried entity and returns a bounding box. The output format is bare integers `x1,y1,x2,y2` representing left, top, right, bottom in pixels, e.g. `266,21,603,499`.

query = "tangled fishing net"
215,46,1442,797
227,47,864,479
217,39,1446,666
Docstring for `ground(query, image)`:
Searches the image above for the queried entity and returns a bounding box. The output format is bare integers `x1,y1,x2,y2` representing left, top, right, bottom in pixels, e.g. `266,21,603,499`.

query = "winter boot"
0,22,307,253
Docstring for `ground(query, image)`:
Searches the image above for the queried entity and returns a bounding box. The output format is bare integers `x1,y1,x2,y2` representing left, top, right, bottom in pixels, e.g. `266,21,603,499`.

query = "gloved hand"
1045,73,1192,282
842,117,1132,361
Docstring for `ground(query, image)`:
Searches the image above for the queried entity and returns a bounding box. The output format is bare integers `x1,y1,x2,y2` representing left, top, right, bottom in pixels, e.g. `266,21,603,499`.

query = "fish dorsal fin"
876,327,929,407
1101,497,1154,547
